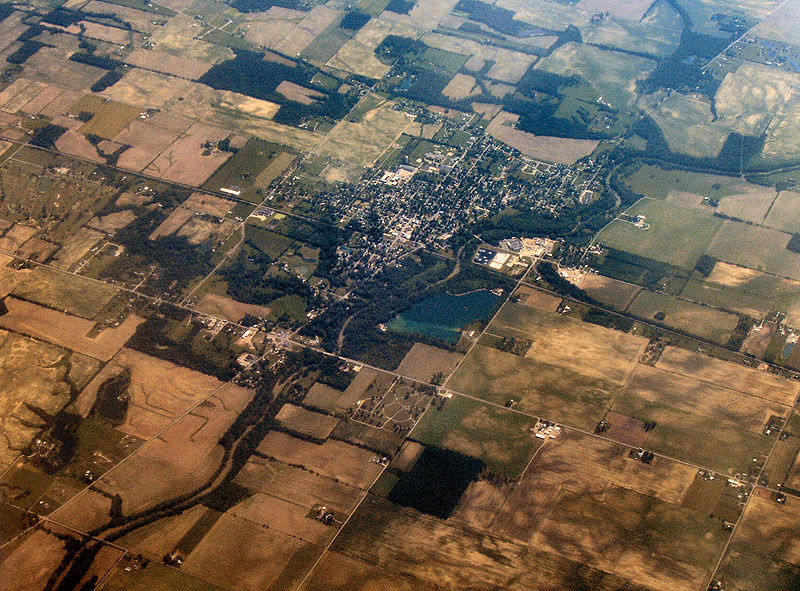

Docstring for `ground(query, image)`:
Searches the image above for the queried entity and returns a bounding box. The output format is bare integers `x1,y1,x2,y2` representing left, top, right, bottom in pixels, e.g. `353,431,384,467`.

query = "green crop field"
596,198,722,270
410,395,539,477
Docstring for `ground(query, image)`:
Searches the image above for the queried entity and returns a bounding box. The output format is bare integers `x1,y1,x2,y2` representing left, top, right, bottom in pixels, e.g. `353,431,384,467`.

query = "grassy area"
626,290,739,344
621,163,738,201
410,395,539,477
596,198,722,270
203,139,287,193
447,345,618,431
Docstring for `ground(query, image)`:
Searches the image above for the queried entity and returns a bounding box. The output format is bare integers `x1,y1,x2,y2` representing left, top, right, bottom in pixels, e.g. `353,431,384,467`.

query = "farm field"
487,302,648,383
535,42,655,109
680,262,800,324
714,487,800,591
395,342,462,382
0,329,98,467
596,198,722,270
655,346,800,406
485,111,599,165
610,362,786,475
314,97,410,168
276,403,340,439
0,297,143,361
73,348,227,439
577,273,640,310
763,189,800,234
622,163,739,202
447,344,621,431
707,220,800,281
626,289,739,343
10,265,118,319
256,431,383,489
410,395,539,477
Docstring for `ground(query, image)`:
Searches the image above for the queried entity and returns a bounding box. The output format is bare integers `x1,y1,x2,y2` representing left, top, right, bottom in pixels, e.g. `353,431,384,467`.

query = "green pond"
387,290,501,344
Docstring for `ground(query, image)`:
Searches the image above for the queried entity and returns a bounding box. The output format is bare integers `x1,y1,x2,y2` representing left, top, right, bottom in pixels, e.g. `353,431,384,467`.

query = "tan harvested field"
576,0,655,20
0,298,143,361
114,120,181,172
182,192,235,217
577,273,641,310
74,348,228,438
422,33,536,84
101,69,216,120
514,285,562,312
300,550,419,591
81,1,164,34
149,207,194,240
715,487,800,591
627,290,739,344
228,491,336,545
195,293,271,323
18,84,68,116
447,345,621,430
0,78,47,114
622,363,788,432
612,362,786,473
145,125,232,186
656,346,800,406
181,512,319,591
442,73,479,100
54,130,105,163
764,190,800,234
689,261,800,326
17,238,57,263
276,403,340,439
0,329,99,466
111,504,209,557
0,223,37,253
147,13,234,64
51,487,115,533
715,62,800,137
489,302,647,383
276,80,326,105
124,49,213,80
0,526,69,591
61,382,252,522
218,91,282,120
263,5,341,56
0,253,19,297
327,18,419,79
11,265,118,319
452,429,715,591
71,20,135,45
315,98,410,167
329,456,712,591
87,210,136,234
395,342,462,382
51,227,105,269
256,431,383,489
235,456,362,515
486,111,598,164
71,96,144,140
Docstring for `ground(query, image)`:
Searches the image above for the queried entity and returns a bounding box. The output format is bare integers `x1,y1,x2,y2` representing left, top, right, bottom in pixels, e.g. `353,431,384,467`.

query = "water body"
387,289,501,344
